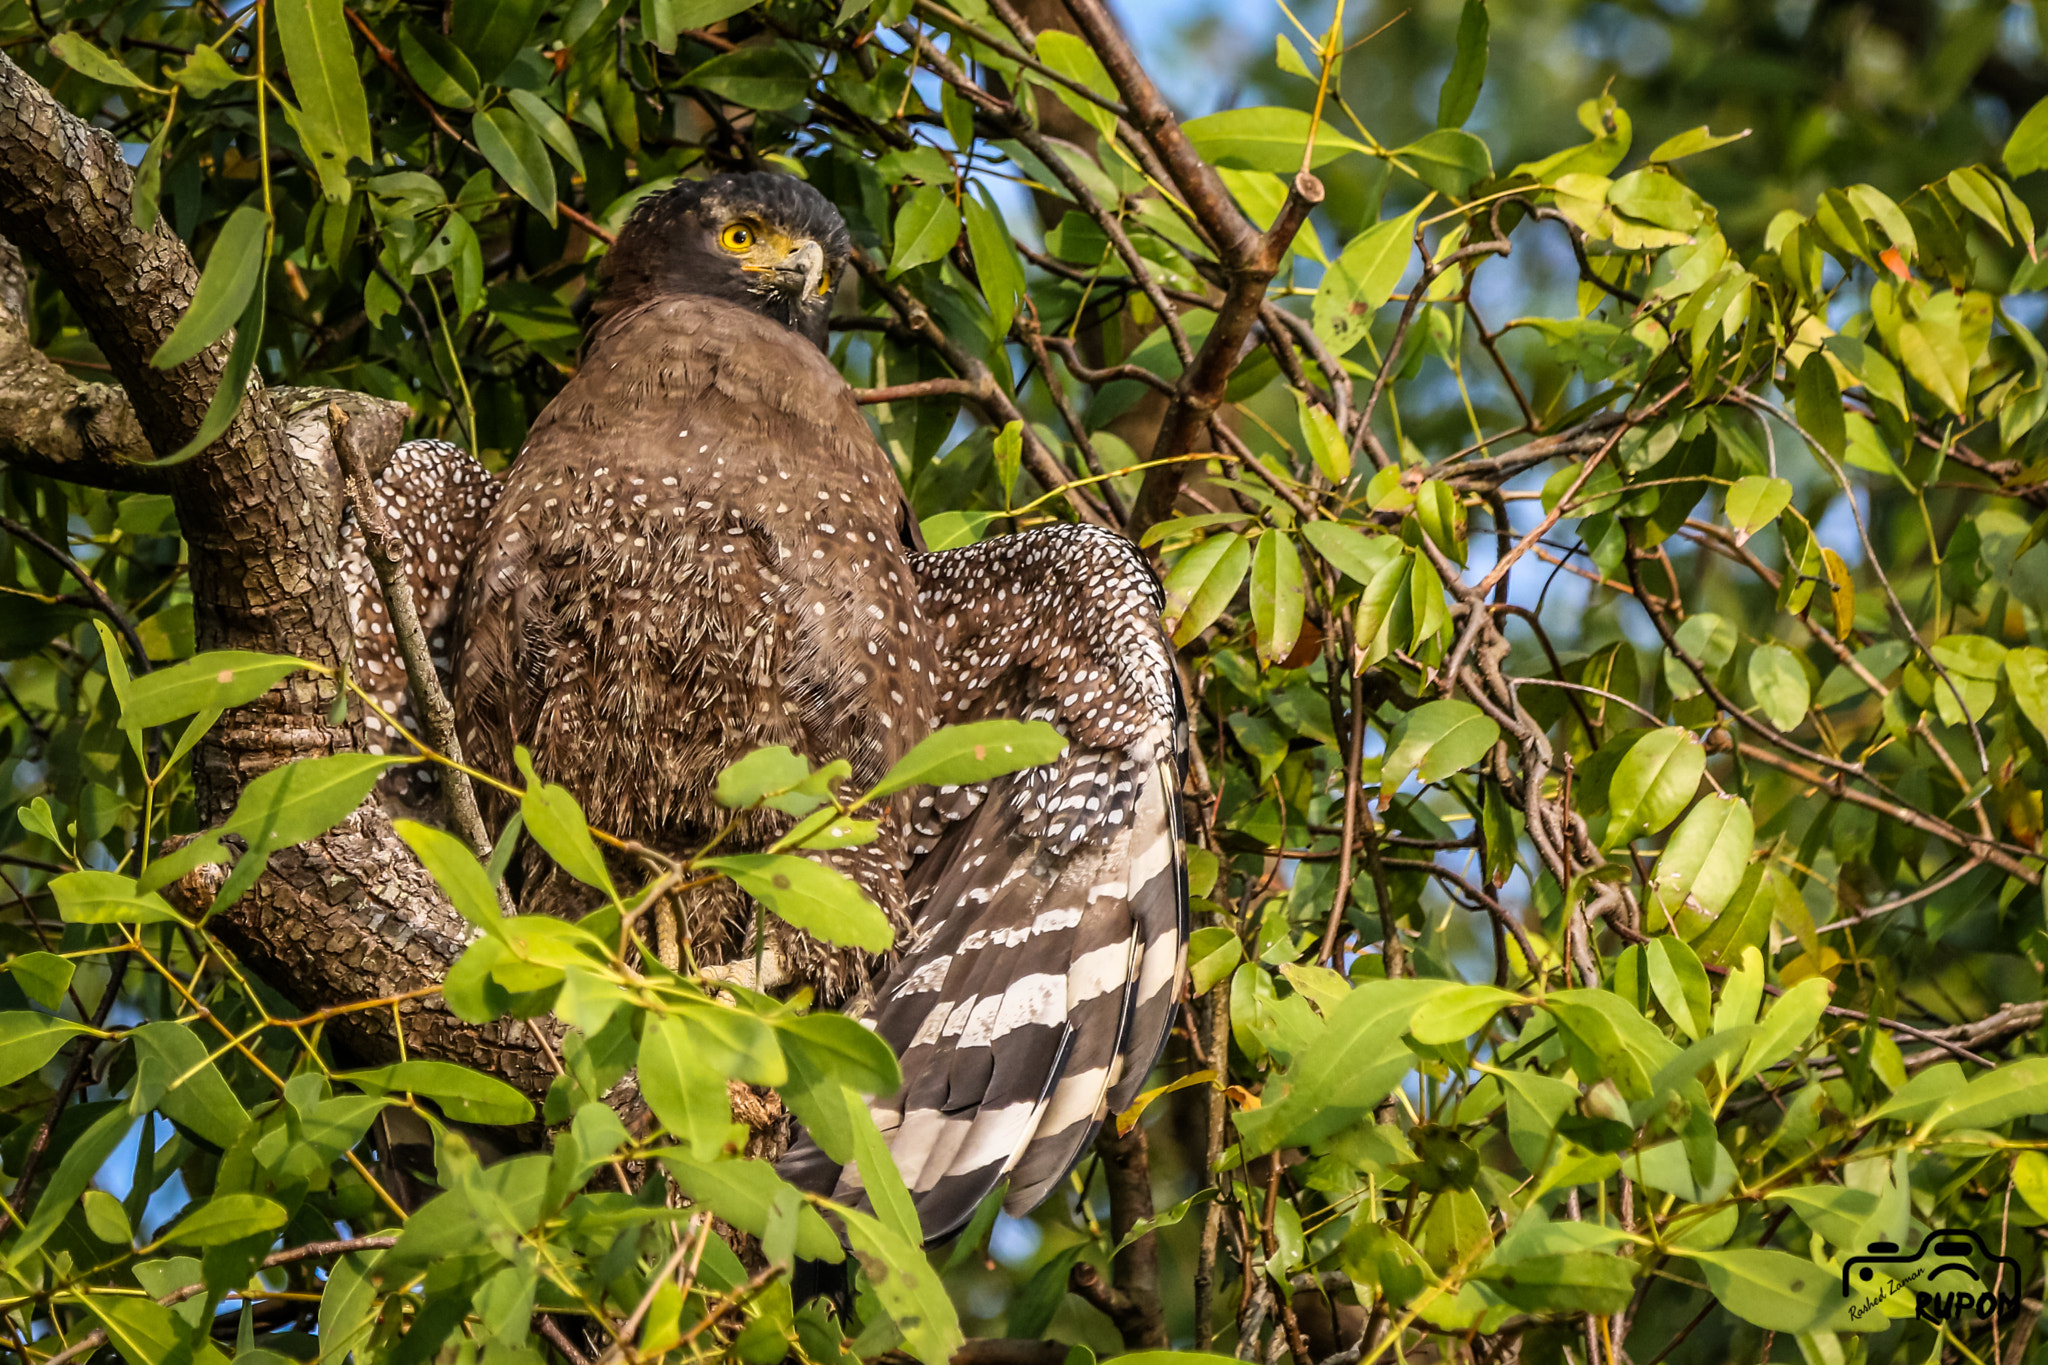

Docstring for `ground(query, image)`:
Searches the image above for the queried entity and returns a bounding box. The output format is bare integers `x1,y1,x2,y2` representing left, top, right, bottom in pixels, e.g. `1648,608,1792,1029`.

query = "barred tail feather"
782,753,1187,1243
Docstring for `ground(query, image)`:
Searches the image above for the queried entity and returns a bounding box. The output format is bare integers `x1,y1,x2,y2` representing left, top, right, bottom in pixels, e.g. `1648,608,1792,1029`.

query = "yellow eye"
719,223,754,253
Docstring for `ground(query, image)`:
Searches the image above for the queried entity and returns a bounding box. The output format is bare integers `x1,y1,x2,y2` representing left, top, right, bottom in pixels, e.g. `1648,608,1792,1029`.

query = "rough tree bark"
0,52,555,1097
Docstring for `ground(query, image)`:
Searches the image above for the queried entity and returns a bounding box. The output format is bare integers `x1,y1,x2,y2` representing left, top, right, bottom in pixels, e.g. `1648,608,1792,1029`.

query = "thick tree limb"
1058,0,1322,537
0,53,550,1094
0,235,162,490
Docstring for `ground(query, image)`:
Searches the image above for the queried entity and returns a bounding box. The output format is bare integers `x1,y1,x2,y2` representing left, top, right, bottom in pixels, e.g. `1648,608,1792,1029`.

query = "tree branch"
0,53,552,1094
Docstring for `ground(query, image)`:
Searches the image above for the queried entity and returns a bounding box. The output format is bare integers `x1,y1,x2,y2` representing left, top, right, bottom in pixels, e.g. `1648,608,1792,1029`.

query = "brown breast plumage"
452,295,936,997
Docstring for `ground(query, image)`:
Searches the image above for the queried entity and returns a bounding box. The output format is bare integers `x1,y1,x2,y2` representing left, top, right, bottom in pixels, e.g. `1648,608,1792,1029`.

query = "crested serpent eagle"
344,172,1189,1241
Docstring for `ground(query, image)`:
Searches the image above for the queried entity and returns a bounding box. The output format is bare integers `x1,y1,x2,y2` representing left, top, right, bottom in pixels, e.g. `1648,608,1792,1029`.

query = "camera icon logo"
1840,1228,2021,1327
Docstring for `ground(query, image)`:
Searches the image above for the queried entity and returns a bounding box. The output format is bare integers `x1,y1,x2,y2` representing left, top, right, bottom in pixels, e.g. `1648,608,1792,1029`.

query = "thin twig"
331,404,495,865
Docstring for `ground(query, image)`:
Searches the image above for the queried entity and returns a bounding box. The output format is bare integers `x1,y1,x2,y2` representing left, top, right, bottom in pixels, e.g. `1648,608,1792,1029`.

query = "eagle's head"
596,171,852,350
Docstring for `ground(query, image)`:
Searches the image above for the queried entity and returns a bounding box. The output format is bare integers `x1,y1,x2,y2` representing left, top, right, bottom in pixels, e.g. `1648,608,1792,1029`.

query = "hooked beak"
766,239,827,302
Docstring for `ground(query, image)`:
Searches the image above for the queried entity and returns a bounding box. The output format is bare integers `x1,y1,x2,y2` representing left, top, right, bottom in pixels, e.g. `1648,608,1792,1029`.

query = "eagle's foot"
700,949,789,994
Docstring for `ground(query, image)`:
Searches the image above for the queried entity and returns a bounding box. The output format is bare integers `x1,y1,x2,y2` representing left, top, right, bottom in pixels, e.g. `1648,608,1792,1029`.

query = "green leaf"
1543,989,1680,1100
864,719,1068,800
398,25,479,108
1313,206,1422,355
1748,645,1810,731
1924,1056,2048,1134
1824,334,1910,418
275,0,374,171
890,185,962,278
131,1020,252,1148
1896,318,1969,415
8,952,73,1011
48,33,156,90
715,747,835,816
1182,107,1371,172
1793,351,1845,460
6,1106,132,1266
1293,394,1350,483
122,651,309,727
1250,531,1307,666
639,1015,736,1159
152,206,269,370
1300,520,1401,584
81,1190,132,1245
1646,125,1750,163
162,1193,288,1248
1408,985,1523,1045
1382,700,1501,791
450,0,546,83
964,188,1025,336
1723,475,1792,541
670,1001,786,1086
1413,479,1466,564
515,749,617,897
1687,1249,1847,1333
2010,95,2048,177
161,284,265,463
1189,926,1244,996
474,107,556,225
1609,170,1701,231
844,1086,921,1250
1647,793,1753,938
2009,647,2048,743
1397,129,1494,196
1736,977,1831,1083
776,1012,900,1096
1605,727,1704,848
1163,532,1251,646
992,420,1023,504
508,89,586,176
1436,0,1489,129
696,854,895,951
657,1153,842,1261
51,871,188,927
919,510,999,551
395,820,501,934
684,45,812,110
1034,32,1120,141
342,1059,534,1124
837,1204,964,1365
1643,936,1713,1042
75,1295,197,1365
226,751,392,848
1233,979,1445,1157
0,1012,91,1086
1478,1251,1636,1315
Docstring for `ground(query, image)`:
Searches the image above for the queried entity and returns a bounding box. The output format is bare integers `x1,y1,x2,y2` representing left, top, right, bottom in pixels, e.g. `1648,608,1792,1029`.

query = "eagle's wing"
781,524,1189,1241
339,439,501,815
